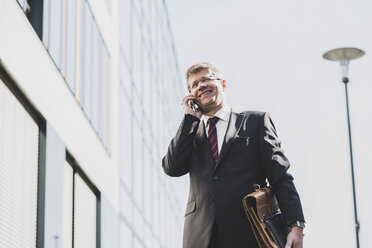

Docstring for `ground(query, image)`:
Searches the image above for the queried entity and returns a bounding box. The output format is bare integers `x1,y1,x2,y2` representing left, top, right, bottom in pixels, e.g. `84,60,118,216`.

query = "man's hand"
182,94,202,119
285,227,304,248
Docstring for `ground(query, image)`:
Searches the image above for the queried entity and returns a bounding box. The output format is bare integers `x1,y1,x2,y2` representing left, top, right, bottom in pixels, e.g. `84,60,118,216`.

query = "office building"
0,0,186,247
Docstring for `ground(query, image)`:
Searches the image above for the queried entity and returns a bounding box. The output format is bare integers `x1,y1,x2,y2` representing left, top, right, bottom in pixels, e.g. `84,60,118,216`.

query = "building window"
25,0,109,149
64,158,100,248
119,88,132,191
42,0,76,90
119,220,132,247
81,0,110,148
74,173,97,247
62,161,73,248
45,0,63,69
119,0,132,65
65,0,77,93
0,76,39,247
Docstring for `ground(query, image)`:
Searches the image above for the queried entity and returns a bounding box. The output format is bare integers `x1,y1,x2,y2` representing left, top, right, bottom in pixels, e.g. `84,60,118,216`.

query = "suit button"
213,176,218,181
210,196,214,202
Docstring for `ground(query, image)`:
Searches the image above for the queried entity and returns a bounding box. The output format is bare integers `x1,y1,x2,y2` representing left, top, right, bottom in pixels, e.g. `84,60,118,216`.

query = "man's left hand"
285,227,303,248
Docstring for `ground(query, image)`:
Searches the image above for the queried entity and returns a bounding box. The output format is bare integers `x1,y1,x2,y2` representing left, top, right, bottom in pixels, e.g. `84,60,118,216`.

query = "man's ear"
221,80,226,91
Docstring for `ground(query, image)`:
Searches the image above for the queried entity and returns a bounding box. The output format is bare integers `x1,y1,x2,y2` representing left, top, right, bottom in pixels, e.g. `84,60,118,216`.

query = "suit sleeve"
162,114,200,177
258,112,305,223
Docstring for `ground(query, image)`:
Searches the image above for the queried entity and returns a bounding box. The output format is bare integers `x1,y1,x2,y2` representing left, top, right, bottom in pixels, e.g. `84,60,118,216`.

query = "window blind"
0,80,39,247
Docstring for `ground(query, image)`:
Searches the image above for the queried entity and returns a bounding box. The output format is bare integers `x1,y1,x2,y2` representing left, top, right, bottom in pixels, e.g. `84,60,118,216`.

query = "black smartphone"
190,100,200,112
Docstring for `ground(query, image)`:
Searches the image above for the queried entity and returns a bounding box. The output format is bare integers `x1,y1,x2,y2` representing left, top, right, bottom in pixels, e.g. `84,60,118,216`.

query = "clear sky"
167,0,372,247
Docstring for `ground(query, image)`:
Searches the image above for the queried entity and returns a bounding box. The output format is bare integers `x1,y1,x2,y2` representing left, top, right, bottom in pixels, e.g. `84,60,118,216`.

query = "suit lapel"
215,112,244,169
193,121,215,166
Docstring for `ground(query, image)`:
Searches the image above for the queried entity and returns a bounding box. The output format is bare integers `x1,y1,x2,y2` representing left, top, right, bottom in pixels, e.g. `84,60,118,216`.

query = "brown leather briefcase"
242,184,290,248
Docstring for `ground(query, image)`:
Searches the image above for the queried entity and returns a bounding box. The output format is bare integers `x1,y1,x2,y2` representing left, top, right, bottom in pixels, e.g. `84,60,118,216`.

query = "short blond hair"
186,62,224,84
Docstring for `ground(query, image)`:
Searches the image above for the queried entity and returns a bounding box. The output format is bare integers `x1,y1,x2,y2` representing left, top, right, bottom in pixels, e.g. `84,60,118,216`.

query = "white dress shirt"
201,105,231,154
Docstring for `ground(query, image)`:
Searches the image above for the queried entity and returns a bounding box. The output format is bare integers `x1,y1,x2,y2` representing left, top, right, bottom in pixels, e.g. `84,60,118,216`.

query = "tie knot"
207,116,219,126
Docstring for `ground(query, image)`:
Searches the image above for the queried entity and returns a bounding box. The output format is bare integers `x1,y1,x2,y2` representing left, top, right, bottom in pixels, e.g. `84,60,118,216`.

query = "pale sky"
167,0,372,247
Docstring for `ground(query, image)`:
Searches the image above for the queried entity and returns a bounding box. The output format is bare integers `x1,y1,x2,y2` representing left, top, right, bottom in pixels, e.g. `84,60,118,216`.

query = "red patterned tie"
207,117,219,162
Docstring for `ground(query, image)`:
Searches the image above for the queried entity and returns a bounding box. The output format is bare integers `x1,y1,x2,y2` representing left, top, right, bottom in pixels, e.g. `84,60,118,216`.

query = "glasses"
188,75,221,92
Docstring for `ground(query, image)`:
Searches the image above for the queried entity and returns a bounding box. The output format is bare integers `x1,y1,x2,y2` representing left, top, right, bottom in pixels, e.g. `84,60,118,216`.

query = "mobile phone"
190,100,200,112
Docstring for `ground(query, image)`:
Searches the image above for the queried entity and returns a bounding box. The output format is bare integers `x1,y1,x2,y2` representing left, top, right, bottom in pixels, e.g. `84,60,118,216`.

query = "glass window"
133,0,144,20
119,88,132,191
153,98,160,145
58,159,99,248
120,185,133,224
102,43,109,148
156,9,162,67
48,0,63,69
153,239,160,248
134,237,144,248
0,80,39,247
149,71,156,130
81,0,93,120
159,189,166,244
132,16,142,88
119,0,132,63
42,0,109,149
79,0,110,149
132,93,142,124
42,0,50,48
97,42,104,138
62,162,73,248
119,220,132,248
151,1,158,59
133,207,144,239
142,0,150,24
143,60,151,120
143,148,152,223
143,121,150,151
152,76,160,142
144,224,152,248
73,173,97,248
91,23,100,132
120,56,132,101
152,170,159,237
65,0,77,93
132,122,143,208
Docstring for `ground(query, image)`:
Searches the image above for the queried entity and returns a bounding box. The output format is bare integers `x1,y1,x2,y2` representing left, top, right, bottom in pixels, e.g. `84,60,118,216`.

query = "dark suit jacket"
162,111,305,248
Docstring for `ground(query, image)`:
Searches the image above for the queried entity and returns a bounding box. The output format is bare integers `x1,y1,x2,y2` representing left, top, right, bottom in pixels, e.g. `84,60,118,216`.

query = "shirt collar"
201,105,231,126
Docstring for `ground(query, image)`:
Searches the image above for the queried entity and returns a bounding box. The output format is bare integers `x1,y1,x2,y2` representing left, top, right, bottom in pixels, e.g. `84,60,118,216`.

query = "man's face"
187,69,226,113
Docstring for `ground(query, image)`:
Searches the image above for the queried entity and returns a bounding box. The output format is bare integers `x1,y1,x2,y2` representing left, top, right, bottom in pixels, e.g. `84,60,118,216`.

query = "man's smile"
198,89,213,97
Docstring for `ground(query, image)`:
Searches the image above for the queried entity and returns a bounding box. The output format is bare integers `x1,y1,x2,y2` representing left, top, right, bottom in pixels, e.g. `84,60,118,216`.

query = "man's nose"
198,83,207,89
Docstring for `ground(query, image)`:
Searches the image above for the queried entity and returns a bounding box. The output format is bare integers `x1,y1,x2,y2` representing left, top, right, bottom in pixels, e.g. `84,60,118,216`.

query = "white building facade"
0,0,186,247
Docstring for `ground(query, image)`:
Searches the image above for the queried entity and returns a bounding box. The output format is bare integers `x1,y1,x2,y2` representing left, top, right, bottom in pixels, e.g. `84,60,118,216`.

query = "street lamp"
323,47,365,248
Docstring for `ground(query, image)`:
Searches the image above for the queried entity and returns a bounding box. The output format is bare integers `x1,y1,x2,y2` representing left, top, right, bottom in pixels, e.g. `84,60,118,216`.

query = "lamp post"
323,47,365,248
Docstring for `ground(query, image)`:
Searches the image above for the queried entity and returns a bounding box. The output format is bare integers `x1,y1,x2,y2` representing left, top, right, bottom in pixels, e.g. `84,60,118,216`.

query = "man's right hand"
182,94,202,119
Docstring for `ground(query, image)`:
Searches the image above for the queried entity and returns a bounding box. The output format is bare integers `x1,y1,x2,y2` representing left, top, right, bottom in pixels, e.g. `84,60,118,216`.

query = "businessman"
162,62,305,248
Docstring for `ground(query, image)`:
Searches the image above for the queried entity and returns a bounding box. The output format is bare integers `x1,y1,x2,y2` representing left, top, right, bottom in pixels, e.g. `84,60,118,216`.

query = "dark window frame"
66,152,101,248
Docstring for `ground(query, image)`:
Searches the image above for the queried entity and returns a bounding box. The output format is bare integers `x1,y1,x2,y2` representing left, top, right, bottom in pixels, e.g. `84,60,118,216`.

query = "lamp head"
323,47,365,84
